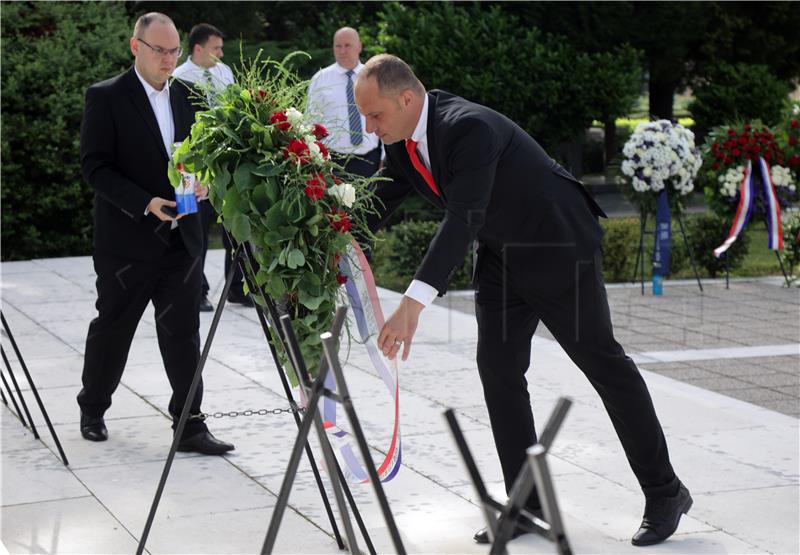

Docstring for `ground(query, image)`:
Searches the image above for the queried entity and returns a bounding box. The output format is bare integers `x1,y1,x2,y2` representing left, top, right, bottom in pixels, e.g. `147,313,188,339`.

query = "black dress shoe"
199,296,214,312
632,482,693,546
227,291,254,307
177,431,235,455
474,511,540,544
80,414,108,442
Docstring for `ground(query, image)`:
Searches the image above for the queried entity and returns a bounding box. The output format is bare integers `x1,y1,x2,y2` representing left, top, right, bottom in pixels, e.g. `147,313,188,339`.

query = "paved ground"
2,252,798,554
436,279,800,418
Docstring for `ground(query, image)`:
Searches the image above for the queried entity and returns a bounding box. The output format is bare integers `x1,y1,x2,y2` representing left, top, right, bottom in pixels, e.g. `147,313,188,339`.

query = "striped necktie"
345,70,363,146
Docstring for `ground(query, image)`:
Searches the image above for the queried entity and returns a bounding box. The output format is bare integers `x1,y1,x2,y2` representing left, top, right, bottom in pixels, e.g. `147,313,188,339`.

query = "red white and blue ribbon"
714,157,784,258
318,240,401,483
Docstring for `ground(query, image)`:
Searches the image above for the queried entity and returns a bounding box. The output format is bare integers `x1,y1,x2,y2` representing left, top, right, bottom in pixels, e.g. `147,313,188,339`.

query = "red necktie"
405,139,440,196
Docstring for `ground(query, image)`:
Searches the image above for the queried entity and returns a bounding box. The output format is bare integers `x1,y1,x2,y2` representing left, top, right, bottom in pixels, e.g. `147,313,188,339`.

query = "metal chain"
200,406,306,419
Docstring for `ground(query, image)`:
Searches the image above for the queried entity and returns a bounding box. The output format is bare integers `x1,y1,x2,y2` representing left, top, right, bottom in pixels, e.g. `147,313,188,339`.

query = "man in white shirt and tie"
173,23,252,309
307,27,382,179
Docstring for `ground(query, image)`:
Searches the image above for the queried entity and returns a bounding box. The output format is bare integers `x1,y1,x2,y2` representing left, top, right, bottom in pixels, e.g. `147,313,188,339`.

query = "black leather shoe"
80,413,108,442
227,291,254,307
177,431,235,455
199,296,214,312
474,511,540,544
632,482,693,546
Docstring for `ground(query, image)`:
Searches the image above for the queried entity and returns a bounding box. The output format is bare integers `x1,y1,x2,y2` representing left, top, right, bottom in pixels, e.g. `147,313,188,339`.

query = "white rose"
285,107,304,126
328,183,356,208
643,167,653,177
621,160,635,176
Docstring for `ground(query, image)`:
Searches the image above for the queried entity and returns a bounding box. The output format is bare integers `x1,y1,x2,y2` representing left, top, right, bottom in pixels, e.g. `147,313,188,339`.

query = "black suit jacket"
80,67,202,260
370,89,607,296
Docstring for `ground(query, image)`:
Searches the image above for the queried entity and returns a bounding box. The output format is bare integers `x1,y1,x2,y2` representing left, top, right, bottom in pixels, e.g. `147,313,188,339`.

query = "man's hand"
147,197,182,222
195,183,209,201
377,296,425,361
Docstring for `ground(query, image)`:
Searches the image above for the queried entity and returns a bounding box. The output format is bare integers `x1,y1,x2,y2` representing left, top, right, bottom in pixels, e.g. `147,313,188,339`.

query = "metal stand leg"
446,398,573,555
264,309,402,554
676,214,703,292
1,312,69,466
0,370,25,424
235,237,367,551
137,244,245,555
1,347,38,434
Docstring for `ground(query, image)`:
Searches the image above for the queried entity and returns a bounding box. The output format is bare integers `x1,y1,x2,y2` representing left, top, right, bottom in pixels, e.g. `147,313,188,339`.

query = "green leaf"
250,183,271,213
277,225,298,240
263,231,283,244
287,249,305,269
234,162,256,192
252,163,284,177
167,163,181,188
221,186,243,222
264,202,288,229
214,164,231,189
228,213,252,243
264,176,279,203
298,289,325,310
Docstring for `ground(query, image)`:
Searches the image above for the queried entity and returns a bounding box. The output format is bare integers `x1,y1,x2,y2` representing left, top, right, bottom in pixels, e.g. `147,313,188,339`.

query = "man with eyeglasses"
173,23,253,311
77,12,234,455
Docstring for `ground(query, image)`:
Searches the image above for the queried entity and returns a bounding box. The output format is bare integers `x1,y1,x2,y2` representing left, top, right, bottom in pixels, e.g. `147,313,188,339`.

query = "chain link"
201,406,306,419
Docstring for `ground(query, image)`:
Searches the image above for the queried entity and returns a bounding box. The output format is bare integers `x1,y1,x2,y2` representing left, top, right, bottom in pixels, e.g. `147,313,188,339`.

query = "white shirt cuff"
404,279,438,308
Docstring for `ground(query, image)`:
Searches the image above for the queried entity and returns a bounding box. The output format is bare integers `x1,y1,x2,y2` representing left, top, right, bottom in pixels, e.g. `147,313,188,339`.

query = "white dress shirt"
403,94,440,308
172,57,234,93
134,67,177,227
134,66,174,159
307,62,381,156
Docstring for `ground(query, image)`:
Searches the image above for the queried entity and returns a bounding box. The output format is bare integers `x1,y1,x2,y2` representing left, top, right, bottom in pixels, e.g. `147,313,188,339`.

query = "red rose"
283,139,310,165
732,148,741,157
768,132,774,140
336,273,348,285
315,141,329,160
738,137,747,145
711,162,720,170
752,144,761,154
745,153,752,160
790,136,798,146
304,173,327,202
744,124,752,132
764,150,773,161
724,140,735,150
791,155,800,167
328,210,352,233
743,144,751,152
724,156,732,165
269,111,291,132
312,123,329,140
791,119,799,129
728,128,736,136
711,142,719,151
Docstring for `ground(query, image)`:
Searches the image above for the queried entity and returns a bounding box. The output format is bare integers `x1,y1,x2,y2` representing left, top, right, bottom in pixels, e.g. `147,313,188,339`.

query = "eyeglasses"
137,37,182,58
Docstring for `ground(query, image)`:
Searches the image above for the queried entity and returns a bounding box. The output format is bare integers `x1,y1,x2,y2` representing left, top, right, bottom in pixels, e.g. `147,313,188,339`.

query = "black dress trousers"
474,245,678,509
77,231,208,438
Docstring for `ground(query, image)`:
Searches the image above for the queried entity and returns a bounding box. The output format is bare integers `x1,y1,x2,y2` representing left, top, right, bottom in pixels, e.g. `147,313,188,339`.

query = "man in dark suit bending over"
354,54,691,546
77,12,233,455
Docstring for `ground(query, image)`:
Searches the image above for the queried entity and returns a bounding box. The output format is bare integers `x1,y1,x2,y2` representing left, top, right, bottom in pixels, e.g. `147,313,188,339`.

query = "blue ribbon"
652,189,671,276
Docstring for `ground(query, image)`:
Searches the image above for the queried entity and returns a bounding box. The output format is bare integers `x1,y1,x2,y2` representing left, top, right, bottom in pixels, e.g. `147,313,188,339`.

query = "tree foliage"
1,2,132,260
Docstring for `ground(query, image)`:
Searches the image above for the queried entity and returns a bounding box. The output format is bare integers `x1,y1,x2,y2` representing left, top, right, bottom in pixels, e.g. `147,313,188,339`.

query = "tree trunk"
604,118,617,168
648,79,676,121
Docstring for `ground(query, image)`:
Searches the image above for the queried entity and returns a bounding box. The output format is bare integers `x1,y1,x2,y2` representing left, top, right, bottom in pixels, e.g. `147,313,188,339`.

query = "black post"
321,332,407,555
1,312,69,465
675,214,703,292
0,370,25,424
1,347,39,435
137,244,243,555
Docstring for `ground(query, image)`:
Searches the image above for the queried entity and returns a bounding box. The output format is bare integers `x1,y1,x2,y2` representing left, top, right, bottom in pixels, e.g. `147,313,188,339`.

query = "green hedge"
689,62,791,137
1,2,131,260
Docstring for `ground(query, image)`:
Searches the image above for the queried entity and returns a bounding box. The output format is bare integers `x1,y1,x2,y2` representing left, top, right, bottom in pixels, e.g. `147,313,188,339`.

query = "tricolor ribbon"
316,240,401,483
714,157,784,258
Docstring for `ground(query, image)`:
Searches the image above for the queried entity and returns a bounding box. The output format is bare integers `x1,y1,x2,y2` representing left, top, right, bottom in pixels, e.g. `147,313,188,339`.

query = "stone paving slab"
1,253,799,554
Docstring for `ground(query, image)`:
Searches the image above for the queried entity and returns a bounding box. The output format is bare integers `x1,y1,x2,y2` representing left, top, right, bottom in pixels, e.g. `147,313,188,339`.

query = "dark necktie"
345,70,363,146
405,139,439,196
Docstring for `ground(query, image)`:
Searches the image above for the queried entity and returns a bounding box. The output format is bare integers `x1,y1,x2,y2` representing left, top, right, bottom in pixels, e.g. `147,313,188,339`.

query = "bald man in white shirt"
307,27,383,179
